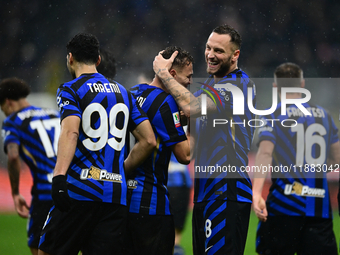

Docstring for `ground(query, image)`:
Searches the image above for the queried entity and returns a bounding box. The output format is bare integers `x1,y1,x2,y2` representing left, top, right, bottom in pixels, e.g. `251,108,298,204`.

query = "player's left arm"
6,142,30,218
252,140,274,222
153,51,216,118
125,120,156,174
187,119,195,159
170,136,190,165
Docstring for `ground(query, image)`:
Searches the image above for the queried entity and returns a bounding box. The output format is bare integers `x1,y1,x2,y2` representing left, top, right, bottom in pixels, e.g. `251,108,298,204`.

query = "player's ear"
232,49,240,62
68,53,74,64
96,55,101,67
169,69,177,78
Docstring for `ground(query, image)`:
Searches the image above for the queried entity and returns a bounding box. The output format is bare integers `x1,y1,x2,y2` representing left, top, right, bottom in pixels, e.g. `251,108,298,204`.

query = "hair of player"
212,24,242,50
161,46,194,70
97,48,117,80
274,62,303,89
0,77,31,105
66,33,100,64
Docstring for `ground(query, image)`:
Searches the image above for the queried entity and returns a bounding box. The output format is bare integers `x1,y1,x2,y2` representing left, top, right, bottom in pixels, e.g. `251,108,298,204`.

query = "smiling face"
205,32,240,78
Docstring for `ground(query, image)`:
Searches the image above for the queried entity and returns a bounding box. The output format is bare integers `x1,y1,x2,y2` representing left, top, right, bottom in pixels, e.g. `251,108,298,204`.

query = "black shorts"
192,200,251,255
256,215,338,255
125,212,175,255
168,186,191,231
27,200,54,248
39,200,127,255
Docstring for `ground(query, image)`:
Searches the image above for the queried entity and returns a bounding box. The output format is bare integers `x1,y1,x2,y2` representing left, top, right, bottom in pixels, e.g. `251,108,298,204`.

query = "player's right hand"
253,195,268,222
153,50,178,75
52,175,71,212
12,194,30,218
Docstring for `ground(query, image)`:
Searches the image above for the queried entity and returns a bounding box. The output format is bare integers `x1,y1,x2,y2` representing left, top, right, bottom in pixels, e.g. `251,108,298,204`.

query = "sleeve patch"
173,112,181,128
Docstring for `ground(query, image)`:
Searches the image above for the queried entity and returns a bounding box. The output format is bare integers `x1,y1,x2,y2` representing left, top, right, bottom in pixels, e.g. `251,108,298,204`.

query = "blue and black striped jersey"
57,73,147,206
193,69,256,203
128,84,187,215
2,106,60,201
258,102,338,218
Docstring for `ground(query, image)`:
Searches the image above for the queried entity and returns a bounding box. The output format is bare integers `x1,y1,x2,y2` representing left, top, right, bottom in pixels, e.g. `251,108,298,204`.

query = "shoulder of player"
134,84,169,104
219,69,252,86
59,73,100,91
10,106,60,123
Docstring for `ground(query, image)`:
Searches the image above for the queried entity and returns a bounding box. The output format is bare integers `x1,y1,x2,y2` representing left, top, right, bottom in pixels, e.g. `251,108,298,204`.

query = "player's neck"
213,65,238,81
150,76,170,93
12,98,30,113
74,63,98,78
279,93,302,100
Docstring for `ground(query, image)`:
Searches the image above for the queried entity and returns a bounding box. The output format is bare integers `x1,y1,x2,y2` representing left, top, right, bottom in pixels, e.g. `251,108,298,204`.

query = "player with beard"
153,25,256,255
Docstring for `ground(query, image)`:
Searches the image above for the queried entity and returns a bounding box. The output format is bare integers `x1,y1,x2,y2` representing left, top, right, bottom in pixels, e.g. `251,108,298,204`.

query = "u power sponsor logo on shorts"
80,166,122,183
284,181,325,198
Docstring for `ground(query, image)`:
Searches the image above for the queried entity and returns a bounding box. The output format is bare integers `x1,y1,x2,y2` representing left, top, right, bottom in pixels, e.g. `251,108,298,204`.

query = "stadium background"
0,0,339,254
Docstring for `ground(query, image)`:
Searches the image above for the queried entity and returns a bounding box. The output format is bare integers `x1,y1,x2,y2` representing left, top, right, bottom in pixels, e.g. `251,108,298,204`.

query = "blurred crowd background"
1,0,340,166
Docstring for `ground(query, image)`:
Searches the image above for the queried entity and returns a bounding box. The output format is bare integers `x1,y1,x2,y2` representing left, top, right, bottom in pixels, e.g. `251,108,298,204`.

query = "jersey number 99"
82,103,129,151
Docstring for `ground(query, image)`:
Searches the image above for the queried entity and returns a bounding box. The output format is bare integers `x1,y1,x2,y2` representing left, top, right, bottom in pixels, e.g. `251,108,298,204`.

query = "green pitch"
0,212,339,254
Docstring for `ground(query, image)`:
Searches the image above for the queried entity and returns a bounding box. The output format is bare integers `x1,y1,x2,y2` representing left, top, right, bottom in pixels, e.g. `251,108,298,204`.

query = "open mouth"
208,61,219,68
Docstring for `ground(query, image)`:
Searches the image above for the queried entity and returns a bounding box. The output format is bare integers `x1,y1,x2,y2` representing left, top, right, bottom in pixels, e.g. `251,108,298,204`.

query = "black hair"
161,46,194,70
212,24,242,50
66,33,100,64
0,77,30,105
274,62,303,88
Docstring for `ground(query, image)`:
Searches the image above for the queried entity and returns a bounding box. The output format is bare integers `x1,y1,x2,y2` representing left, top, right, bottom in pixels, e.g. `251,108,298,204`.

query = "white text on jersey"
87,83,121,94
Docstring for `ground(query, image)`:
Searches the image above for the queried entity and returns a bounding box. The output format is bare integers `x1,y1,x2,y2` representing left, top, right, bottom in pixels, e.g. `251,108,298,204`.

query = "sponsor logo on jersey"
284,181,325,198
127,179,138,189
57,96,70,111
173,112,181,128
80,166,122,183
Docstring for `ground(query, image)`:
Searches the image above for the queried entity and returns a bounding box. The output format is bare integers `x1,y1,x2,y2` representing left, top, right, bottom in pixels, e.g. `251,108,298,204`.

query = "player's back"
57,73,145,205
128,83,187,215
258,102,338,218
2,105,60,201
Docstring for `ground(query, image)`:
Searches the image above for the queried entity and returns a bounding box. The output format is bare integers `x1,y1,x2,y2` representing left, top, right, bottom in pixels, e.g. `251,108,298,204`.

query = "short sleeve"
152,96,186,147
56,87,81,121
256,116,277,146
128,91,148,131
330,116,339,144
2,121,20,154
